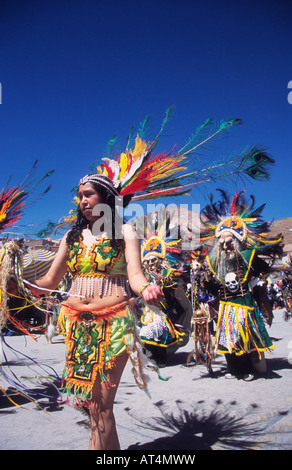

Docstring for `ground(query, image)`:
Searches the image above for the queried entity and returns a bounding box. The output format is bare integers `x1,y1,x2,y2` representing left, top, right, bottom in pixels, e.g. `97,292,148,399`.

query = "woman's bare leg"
88,352,128,450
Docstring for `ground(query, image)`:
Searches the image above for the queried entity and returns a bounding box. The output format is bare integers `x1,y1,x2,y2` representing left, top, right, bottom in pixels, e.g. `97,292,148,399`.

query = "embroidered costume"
138,210,192,365
199,190,283,365
67,237,131,299
59,236,152,404
207,249,274,356
58,300,150,404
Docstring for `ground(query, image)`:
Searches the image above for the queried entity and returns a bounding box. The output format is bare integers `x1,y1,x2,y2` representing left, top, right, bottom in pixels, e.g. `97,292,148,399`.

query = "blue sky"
1,0,292,239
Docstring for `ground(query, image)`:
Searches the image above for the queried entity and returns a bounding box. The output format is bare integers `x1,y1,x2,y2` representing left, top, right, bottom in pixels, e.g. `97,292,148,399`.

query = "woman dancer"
35,174,163,450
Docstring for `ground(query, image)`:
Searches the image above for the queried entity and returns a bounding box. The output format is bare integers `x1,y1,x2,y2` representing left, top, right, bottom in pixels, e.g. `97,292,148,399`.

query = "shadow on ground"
0,380,62,413
126,400,270,450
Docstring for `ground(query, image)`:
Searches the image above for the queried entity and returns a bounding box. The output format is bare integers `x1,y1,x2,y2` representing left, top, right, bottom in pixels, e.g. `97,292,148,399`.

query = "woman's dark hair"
66,181,124,246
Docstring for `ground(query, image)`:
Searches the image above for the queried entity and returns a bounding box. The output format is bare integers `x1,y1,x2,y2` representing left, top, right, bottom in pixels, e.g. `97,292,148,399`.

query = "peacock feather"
95,112,274,202
52,107,276,234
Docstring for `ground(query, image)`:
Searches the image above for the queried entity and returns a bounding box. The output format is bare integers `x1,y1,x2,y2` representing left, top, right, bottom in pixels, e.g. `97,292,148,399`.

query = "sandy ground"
0,309,292,452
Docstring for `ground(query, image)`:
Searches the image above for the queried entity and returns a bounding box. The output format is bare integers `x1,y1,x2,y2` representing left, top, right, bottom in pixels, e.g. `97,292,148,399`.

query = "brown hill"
270,217,292,254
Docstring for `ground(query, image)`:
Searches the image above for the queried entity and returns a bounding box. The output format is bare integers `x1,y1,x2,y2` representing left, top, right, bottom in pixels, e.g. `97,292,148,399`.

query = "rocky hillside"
270,217,292,254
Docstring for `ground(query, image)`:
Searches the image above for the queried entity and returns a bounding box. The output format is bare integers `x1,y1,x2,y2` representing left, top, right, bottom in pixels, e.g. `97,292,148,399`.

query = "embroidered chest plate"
67,238,125,276
67,238,130,298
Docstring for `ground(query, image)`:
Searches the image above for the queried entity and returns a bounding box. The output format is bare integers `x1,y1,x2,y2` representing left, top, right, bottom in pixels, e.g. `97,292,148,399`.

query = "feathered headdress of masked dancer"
0,163,60,409
200,189,282,247
199,189,283,283
0,161,55,334
140,208,184,289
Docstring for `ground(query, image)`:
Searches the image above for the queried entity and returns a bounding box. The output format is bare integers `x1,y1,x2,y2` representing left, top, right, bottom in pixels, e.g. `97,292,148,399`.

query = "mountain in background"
270,217,292,255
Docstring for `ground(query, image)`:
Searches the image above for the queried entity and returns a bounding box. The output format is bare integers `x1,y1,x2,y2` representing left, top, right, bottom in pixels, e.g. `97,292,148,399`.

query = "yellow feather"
258,235,283,244
132,136,148,161
167,239,182,246
151,163,188,180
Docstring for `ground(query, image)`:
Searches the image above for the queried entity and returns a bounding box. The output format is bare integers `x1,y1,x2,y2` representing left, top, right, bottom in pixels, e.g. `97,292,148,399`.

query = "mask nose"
220,237,233,251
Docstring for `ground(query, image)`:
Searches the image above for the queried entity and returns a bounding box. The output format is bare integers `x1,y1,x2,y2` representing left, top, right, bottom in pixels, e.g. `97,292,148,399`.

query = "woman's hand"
140,283,164,305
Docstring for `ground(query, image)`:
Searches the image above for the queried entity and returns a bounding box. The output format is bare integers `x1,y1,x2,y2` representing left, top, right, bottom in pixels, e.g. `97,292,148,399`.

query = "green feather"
179,118,242,158
244,165,271,180
218,118,242,130
244,146,275,165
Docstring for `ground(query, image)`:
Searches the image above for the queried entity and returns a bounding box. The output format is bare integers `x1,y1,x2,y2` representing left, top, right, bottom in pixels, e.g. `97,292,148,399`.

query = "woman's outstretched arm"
33,233,69,294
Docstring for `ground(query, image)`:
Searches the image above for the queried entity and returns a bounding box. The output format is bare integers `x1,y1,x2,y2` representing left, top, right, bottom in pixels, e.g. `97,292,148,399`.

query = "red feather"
230,191,240,215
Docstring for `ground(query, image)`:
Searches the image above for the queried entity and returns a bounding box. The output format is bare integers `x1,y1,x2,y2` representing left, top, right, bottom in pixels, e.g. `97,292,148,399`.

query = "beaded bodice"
67,238,127,276
67,238,130,298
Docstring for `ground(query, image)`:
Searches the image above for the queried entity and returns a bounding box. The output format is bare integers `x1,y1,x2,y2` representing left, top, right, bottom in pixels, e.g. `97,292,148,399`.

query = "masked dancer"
199,190,282,380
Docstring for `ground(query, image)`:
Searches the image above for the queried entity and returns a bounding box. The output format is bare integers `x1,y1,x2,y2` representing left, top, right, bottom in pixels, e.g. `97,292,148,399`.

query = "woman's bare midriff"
65,283,131,311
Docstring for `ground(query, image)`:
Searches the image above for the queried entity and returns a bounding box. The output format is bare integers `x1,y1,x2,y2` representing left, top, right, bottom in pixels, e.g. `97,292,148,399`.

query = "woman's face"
78,182,104,222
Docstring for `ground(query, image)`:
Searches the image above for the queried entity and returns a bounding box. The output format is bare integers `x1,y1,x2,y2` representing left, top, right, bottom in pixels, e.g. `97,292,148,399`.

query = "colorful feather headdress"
139,209,185,285
96,108,275,202
0,160,55,233
200,189,283,250
141,210,182,264
53,106,275,234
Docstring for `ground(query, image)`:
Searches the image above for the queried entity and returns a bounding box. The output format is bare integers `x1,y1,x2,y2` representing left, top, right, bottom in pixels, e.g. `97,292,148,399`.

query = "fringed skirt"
214,293,274,357
58,301,154,406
